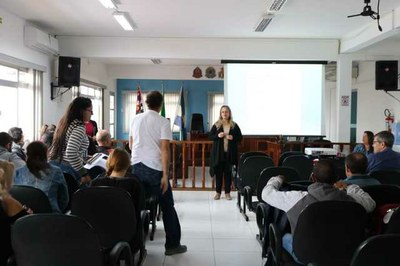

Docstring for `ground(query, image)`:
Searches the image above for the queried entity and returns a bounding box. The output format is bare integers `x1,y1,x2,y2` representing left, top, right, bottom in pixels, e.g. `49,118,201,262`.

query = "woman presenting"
209,105,242,200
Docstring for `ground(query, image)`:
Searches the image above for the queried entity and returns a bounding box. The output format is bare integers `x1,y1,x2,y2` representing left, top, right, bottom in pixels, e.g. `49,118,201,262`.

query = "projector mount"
347,0,382,31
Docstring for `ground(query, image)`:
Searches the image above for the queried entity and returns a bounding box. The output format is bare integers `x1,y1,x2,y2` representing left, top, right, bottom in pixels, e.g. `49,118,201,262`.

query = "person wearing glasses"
367,130,400,173
49,97,93,184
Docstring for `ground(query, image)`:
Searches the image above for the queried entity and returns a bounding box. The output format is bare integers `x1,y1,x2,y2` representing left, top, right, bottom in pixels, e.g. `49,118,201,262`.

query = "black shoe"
165,245,187,256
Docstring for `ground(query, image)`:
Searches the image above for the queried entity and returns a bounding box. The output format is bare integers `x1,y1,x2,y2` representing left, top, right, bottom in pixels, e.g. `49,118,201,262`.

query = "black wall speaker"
375,61,398,91
58,56,81,87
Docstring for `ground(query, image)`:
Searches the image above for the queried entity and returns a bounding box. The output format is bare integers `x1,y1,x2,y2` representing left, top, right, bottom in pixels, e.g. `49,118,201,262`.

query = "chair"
282,155,313,181
255,167,301,245
278,151,304,166
9,185,52,213
87,165,106,179
240,156,274,221
190,113,204,133
350,234,400,266
71,187,138,265
11,214,132,266
63,172,79,213
235,151,269,213
384,207,400,234
369,170,400,186
269,201,366,266
362,185,400,235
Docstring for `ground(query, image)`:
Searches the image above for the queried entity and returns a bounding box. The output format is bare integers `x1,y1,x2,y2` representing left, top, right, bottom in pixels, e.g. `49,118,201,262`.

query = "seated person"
262,159,375,264
343,153,380,187
8,127,26,161
353,131,374,155
0,132,25,170
95,129,113,155
367,131,400,173
14,141,69,213
90,148,145,253
0,160,30,266
42,127,56,148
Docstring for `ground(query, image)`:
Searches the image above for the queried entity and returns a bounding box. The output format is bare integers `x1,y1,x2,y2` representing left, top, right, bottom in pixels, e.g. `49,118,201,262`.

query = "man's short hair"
345,152,368,174
375,131,395,148
145,91,163,110
8,127,23,143
96,130,111,144
0,132,12,148
312,159,337,184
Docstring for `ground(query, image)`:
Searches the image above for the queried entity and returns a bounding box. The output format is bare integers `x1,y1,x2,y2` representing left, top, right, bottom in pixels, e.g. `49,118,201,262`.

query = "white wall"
355,61,400,142
107,64,224,80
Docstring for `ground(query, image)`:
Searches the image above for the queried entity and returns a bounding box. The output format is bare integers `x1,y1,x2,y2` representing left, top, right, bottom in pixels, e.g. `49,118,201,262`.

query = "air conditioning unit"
24,25,59,56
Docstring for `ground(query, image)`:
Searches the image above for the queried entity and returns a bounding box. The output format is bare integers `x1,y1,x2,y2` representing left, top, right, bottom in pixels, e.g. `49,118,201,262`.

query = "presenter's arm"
209,125,220,141
230,124,243,142
160,139,170,194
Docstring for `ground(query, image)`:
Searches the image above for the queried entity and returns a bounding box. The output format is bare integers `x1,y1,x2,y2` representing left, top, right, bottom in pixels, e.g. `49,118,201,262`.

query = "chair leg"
156,203,162,221
137,247,147,266
241,198,249,221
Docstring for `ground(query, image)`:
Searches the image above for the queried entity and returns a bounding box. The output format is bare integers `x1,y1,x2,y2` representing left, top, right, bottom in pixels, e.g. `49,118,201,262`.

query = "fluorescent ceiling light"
113,12,135,31
269,0,287,12
254,14,274,32
98,0,118,9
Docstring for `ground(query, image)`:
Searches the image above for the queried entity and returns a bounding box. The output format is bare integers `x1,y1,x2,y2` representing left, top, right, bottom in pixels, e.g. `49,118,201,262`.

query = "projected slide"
225,63,324,135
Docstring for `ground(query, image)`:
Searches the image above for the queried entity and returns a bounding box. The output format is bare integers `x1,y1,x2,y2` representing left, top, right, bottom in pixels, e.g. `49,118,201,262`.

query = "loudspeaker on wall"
375,61,398,91
58,56,81,87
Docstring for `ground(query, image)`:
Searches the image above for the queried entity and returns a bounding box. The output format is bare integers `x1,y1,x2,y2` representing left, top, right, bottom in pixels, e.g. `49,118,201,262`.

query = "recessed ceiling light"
98,0,118,9
113,11,135,31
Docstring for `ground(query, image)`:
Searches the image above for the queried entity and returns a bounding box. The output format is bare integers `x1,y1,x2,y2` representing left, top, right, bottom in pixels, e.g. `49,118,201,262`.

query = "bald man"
95,130,113,155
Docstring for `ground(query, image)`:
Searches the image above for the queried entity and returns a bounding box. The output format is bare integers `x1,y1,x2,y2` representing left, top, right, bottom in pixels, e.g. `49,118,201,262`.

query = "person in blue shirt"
367,131,400,173
343,152,380,187
14,141,69,213
353,131,374,155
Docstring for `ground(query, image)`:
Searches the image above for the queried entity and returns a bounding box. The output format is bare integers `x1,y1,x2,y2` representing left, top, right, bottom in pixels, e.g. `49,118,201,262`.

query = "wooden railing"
170,140,214,190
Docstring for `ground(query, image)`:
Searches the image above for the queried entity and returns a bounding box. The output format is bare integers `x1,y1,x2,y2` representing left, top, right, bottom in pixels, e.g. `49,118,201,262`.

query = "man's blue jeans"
282,233,304,265
132,162,181,249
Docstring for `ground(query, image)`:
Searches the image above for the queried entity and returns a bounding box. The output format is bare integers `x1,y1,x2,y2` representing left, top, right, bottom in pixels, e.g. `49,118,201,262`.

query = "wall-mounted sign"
341,95,350,106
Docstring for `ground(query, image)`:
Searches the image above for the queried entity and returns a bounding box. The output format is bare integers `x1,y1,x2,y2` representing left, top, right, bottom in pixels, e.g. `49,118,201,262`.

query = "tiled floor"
143,191,263,266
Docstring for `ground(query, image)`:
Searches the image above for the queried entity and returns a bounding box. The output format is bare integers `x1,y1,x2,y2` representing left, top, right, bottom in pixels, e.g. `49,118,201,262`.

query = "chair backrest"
256,166,300,202
278,151,304,166
385,207,400,234
350,234,400,266
282,155,313,181
71,186,136,248
369,170,400,186
239,156,274,191
293,201,366,265
87,165,106,179
238,152,269,176
9,185,52,213
63,173,79,212
12,214,103,266
362,185,400,206
190,113,204,133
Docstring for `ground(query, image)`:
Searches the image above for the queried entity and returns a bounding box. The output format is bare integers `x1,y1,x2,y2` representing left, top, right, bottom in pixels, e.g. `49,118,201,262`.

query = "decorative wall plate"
205,67,216,78
193,67,202,78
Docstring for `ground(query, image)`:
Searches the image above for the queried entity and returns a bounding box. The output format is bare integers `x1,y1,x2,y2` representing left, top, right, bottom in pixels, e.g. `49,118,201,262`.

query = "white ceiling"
1,0,400,64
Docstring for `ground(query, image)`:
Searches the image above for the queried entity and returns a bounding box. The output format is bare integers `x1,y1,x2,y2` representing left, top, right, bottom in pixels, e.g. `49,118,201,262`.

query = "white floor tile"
164,252,215,266
215,252,263,266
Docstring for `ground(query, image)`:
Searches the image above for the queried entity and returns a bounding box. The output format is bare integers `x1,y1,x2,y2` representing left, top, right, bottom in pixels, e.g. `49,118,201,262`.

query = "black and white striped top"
62,119,89,173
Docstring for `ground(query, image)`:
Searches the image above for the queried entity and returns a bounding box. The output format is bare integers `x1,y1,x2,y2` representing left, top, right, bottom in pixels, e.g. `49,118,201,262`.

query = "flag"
135,84,144,114
173,86,186,140
161,82,166,117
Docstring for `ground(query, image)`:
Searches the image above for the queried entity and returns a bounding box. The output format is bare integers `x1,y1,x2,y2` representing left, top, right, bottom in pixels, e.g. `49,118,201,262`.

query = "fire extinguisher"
384,109,395,132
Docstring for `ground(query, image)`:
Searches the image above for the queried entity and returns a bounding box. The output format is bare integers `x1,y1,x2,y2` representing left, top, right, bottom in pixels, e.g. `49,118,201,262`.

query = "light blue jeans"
282,233,304,265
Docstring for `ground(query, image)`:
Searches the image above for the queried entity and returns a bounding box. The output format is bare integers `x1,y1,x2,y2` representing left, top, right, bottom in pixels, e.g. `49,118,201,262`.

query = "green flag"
161,83,166,117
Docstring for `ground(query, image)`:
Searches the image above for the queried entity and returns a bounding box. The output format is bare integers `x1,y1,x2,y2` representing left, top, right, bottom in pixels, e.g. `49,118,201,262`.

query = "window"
208,93,224,129
122,90,180,133
0,64,42,141
109,92,115,138
73,84,103,130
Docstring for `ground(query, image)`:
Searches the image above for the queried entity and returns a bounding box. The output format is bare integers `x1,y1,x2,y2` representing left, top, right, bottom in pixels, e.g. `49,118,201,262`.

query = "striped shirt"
62,119,89,173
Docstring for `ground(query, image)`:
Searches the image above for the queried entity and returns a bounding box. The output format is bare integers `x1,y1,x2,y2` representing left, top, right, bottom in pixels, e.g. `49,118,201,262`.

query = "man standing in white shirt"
129,91,186,256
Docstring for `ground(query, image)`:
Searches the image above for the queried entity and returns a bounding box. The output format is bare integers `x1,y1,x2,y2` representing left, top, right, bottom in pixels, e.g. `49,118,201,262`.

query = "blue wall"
117,79,224,140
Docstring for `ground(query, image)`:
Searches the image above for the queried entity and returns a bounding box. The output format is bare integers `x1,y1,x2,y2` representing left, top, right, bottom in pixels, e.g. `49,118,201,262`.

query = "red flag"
136,85,144,114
